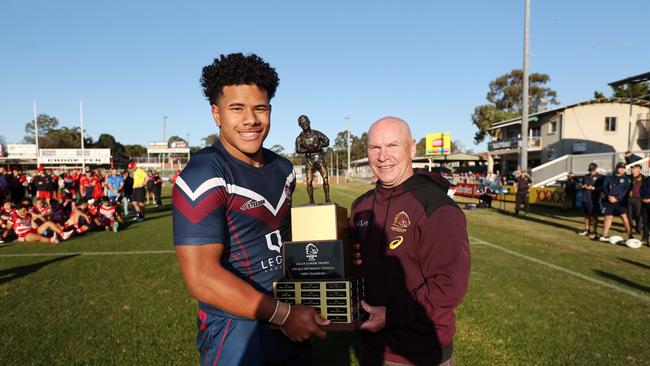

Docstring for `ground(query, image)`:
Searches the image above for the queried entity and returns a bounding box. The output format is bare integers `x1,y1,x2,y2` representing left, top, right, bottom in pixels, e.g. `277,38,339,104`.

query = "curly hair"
201,53,280,105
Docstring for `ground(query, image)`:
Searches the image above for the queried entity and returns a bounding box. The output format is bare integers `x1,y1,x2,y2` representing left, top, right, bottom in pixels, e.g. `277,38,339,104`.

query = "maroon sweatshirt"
350,170,471,365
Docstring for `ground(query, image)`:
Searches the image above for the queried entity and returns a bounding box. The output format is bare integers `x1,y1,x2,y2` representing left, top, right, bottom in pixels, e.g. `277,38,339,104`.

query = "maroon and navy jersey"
172,140,295,316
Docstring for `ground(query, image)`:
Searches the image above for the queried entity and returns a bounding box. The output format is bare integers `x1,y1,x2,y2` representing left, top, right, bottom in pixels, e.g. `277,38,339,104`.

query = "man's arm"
318,132,330,148
175,244,329,341
295,137,306,154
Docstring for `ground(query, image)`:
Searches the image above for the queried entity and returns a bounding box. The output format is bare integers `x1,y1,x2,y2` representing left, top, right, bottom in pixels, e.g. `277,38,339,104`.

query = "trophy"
272,116,365,330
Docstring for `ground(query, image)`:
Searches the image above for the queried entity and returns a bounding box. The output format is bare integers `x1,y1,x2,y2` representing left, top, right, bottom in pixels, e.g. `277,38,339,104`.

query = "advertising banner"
425,132,451,155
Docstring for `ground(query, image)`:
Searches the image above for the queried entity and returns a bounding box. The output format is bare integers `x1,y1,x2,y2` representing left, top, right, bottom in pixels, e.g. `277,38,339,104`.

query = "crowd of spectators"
0,164,168,244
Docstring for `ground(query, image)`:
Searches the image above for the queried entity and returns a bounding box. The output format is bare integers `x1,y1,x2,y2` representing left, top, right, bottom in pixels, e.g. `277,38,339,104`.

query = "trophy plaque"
272,203,366,331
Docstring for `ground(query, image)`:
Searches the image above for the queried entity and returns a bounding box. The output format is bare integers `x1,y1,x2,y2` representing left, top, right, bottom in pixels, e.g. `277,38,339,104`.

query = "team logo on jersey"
306,243,319,261
390,211,411,233
356,219,368,227
284,182,293,203
240,199,266,211
389,236,404,250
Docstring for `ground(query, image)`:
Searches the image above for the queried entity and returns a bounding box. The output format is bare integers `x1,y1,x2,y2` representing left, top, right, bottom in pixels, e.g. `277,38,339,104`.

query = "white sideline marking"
0,250,175,258
470,236,650,304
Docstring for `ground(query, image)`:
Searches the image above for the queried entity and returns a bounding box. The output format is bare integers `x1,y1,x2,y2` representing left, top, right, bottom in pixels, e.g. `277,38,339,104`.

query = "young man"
7,203,73,243
63,199,93,237
599,162,632,241
31,198,52,226
129,162,148,222
33,166,52,204
578,163,602,239
79,169,97,201
173,53,328,366
152,171,163,206
640,170,650,246
350,117,470,366
96,196,123,232
627,164,644,235
0,199,14,243
121,170,133,218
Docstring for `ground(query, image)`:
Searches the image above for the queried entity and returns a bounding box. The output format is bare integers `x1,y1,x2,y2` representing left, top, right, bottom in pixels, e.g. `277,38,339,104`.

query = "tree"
451,139,464,153
612,82,649,99
39,127,91,149
168,135,187,146
416,137,426,156
593,81,649,101
24,114,60,143
0,135,6,157
270,144,285,155
472,69,559,143
96,133,118,149
202,133,220,147
123,144,147,158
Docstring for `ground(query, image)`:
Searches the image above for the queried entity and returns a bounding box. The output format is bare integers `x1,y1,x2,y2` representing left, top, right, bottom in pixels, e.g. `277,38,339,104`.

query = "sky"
1,0,649,154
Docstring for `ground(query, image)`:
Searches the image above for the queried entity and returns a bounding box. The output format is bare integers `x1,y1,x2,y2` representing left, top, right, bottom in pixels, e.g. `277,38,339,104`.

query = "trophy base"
272,276,365,331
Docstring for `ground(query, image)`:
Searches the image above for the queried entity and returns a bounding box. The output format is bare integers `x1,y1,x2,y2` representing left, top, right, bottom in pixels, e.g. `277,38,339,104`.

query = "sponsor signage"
454,183,564,207
7,144,38,159
426,132,451,155
38,149,111,164
146,147,190,154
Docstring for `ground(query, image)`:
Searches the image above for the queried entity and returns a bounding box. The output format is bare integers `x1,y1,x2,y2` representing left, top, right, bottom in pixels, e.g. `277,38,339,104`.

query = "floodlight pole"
163,115,168,143
345,117,351,179
80,101,85,170
33,101,39,160
520,0,531,172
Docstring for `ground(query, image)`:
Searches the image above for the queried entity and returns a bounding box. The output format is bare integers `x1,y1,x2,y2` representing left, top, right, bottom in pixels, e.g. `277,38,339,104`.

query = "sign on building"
38,149,111,164
7,144,38,159
425,132,451,155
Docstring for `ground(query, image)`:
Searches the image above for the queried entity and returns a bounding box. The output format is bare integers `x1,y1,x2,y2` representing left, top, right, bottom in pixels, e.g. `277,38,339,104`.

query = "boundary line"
470,236,650,304
0,250,175,258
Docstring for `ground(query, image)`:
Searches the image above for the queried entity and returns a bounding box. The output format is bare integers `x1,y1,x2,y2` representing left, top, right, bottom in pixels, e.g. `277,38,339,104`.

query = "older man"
350,117,470,366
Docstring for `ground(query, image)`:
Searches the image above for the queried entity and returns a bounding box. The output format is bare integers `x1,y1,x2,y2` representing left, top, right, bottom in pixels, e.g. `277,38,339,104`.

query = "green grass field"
1,184,649,365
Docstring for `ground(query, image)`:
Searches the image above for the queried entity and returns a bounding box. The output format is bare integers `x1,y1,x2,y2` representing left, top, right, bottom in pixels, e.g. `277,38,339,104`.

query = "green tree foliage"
202,133,220,147
593,82,649,101
612,82,649,99
39,127,93,149
24,114,60,143
472,69,559,143
123,144,147,158
167,135,187,146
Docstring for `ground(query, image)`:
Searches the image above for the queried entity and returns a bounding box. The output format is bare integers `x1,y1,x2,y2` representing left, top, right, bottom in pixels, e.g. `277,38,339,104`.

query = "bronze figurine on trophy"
295,115,331,204
272,115,365,331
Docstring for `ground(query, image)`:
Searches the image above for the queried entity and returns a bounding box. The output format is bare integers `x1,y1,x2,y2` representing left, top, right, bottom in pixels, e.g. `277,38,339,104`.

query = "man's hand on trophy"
353,243,362,265
280,304,331,342
358,300,386,333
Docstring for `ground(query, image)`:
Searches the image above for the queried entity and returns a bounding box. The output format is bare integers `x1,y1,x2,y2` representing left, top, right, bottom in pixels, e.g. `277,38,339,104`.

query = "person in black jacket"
599,162,632,241
152,171,163,206
577,163,602,239
639,171,650,246
121,170,134,218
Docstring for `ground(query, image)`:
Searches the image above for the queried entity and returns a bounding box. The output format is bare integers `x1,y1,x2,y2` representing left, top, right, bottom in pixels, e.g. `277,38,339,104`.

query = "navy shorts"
602,202,627,216
196,309,310,366
581,200,599,216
